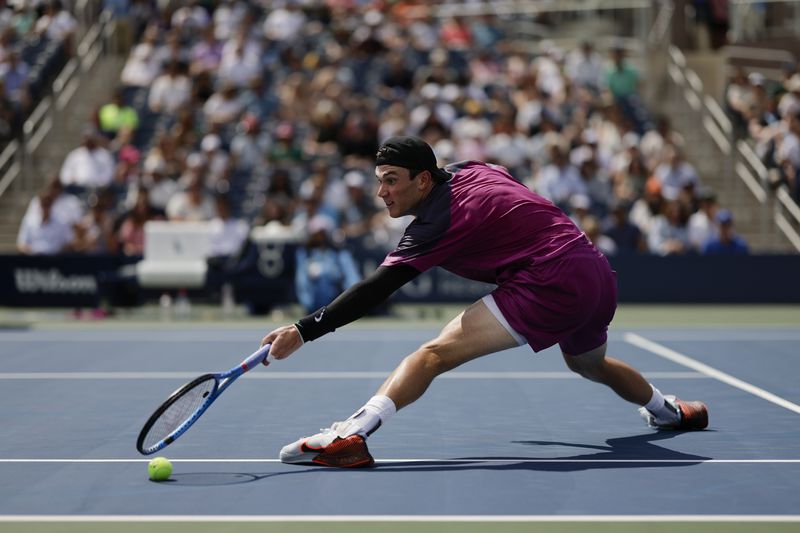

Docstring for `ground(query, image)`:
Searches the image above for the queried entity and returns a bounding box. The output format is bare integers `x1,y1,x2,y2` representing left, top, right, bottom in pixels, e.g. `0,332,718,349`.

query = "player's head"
375,136,448,218
375,136,450,184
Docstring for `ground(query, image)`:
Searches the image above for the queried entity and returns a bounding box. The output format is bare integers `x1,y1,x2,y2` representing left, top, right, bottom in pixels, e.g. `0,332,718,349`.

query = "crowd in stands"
0,0,77,148
725,64,800,207
17,0,752,266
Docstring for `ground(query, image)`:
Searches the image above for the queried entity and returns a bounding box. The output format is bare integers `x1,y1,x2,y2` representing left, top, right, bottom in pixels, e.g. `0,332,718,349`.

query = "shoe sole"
280,435,374,468
312,435,374,468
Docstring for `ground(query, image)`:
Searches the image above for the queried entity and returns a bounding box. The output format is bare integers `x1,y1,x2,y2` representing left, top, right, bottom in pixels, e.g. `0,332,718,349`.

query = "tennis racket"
136,343,273,455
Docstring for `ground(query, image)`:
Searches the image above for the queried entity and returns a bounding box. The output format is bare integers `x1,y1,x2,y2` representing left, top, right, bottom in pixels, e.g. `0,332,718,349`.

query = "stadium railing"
666,44,800,252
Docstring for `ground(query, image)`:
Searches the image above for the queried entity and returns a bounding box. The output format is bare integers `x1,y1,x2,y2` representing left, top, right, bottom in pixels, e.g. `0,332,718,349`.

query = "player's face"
375,165,426,218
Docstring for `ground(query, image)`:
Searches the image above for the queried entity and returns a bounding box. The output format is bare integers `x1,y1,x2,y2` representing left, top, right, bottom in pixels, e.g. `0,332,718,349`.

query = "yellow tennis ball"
148,457,173,481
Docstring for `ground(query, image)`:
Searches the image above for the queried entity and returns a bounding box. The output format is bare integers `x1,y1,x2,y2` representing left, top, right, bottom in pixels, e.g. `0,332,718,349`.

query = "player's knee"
411,343,453,377
564,356,605,382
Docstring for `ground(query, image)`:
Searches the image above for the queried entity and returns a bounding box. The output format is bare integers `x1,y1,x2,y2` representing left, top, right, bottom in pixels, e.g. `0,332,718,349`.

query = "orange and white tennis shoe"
640,395,708,430
279,420,374,468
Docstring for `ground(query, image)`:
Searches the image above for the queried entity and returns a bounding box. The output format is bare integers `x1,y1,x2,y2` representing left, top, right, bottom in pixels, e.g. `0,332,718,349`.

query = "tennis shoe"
279,420,374,468
639,395,708,430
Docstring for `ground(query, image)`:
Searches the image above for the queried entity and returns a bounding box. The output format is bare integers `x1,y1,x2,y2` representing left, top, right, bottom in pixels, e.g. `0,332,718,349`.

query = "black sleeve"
294,264,420,342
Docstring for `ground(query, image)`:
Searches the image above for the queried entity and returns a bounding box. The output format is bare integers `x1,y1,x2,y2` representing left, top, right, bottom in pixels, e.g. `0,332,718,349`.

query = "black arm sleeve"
294,264,420,342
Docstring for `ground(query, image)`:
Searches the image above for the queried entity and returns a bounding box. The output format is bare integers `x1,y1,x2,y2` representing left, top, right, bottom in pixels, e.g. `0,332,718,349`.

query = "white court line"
0,515,798,522
624,333,800,415
0,371,707,380
1,458,798,464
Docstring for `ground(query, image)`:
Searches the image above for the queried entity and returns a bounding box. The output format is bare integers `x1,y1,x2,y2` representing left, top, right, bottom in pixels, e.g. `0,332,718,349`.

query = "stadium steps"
0,54,125,253
659,50,794,253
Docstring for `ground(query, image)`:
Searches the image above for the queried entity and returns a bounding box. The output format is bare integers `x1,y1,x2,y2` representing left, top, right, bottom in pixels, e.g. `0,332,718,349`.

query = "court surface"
1,305,799,533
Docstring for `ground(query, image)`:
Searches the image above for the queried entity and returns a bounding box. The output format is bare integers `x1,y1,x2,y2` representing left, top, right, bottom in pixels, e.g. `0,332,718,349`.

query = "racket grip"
241,344,272,371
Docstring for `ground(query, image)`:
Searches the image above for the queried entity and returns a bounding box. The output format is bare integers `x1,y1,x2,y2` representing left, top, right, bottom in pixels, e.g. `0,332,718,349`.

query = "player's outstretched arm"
260,265,419,363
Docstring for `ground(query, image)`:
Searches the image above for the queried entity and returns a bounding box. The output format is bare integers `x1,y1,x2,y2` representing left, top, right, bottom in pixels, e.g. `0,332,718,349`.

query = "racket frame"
136,344,272,455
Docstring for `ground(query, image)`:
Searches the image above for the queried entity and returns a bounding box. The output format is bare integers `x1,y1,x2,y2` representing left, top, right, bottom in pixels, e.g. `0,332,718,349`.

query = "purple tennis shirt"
381,161,586,280
381,160,616,354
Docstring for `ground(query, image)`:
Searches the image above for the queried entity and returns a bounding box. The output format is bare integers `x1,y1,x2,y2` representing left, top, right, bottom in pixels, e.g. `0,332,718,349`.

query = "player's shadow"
160,432,712,483
373,430,713,472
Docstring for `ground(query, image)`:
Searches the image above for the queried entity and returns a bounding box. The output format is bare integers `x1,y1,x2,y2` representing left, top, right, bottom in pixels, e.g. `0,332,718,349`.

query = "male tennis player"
261,136,708,468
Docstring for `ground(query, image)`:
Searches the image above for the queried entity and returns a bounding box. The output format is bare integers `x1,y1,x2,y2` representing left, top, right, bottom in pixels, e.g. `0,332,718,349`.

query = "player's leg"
561,343,652,404
562,344,708,430
279,298,520,467
375,297,520,409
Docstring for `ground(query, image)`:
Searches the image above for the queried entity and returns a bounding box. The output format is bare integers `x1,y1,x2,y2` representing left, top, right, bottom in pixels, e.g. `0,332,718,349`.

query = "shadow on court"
161,432,712,485
162,469,320,486
375,431,713,472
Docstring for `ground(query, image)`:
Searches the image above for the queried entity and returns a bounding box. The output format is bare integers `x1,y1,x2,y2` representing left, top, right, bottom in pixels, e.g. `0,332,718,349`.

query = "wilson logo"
14,268,98,294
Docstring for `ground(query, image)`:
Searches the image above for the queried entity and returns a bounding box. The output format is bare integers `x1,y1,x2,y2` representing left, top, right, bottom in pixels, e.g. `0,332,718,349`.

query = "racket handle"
241,344,272,371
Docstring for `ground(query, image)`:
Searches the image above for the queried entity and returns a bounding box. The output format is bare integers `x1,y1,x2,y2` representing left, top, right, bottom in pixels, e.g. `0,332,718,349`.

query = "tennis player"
261,136,708,468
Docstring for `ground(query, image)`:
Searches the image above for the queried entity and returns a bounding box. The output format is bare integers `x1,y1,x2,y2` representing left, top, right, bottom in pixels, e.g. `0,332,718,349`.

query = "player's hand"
260,324,303,365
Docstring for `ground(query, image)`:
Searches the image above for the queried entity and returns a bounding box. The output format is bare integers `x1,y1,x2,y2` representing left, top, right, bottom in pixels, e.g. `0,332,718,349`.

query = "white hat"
344,170,365,188
201,134,221,152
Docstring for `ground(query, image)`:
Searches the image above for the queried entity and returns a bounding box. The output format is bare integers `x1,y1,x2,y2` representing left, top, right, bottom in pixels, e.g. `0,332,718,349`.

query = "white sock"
340,395,397,438
644,385,679,423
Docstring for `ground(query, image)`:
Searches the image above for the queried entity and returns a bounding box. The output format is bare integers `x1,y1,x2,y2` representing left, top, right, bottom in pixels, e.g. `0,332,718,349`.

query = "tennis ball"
148,456,173,481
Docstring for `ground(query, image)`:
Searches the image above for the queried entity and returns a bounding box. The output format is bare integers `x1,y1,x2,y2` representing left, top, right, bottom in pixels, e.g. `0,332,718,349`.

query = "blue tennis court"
1,313,799,532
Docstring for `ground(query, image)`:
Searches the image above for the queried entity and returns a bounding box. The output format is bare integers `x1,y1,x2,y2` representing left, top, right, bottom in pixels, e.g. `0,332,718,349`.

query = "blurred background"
1,0,800,320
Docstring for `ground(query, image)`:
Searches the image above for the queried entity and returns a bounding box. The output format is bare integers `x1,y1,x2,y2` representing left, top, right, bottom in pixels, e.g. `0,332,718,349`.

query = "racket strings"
141,377,216,450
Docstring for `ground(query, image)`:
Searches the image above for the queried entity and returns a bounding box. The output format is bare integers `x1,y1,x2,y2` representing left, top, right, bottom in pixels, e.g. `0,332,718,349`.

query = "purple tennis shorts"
486,246,618,355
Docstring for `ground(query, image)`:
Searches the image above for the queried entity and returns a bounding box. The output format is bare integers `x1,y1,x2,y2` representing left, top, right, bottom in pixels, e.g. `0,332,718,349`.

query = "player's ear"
417,170,432,190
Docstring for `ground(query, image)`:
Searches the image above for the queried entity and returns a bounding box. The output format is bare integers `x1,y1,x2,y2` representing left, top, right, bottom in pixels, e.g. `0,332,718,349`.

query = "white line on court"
0,371,707,380
624,333,800,415
1,458,798,464
0,515,798,522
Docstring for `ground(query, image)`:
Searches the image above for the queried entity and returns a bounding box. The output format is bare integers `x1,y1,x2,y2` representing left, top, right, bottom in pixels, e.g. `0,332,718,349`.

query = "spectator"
34,0,77,53
98,87,139,139
189,24,222,76
687,187,719,252
59,128,115,189
653,146,700,201
117,187,162,256
647,200,692,256
199,133,231,188
269,121,303,165
701,209,749,255
209,193,249,257
148,60,192,115
202,80,243,127
166,174,217,221
725,68,755,137
11,1,37,38
605,44,639,102
262,3,306,42
0,79,18,144
230,113,270,173
120,25,161,87
294,215,361,314
265,167,296,212
138,159,178,214
604,201,645,254
0,48,31,115
73,190,118,254
21,174,84,228
630,176,664,237
17,189,75,255
340,169,378,241
565,40,605,93
104,0,134,54
217,30,263,88
775,108,800,200
534,141,586,210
